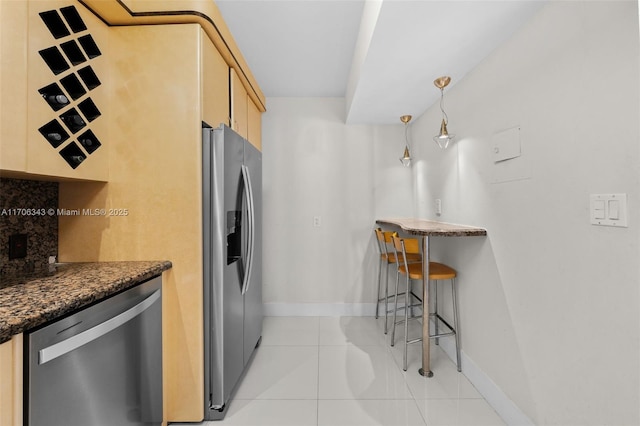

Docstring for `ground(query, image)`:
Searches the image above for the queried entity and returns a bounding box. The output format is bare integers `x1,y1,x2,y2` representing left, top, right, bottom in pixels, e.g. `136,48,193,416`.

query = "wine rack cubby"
36,4,104,170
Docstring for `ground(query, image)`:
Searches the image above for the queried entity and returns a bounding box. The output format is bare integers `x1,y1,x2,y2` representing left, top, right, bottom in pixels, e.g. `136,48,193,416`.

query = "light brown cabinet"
248,94,263,150
231,68,262,150
0,335,23,426
1,0,109,181
59,23,236,423
203,32,231,128
230,68,249,139
0,1,28,174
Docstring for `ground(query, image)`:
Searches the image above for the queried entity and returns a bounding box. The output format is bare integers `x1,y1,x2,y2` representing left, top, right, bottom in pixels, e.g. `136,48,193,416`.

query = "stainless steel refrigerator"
202,124,263,420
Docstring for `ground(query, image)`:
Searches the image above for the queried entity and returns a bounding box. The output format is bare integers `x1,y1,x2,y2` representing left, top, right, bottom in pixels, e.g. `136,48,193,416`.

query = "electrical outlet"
435,199,442,216
313,216,321,227
9,234,28,259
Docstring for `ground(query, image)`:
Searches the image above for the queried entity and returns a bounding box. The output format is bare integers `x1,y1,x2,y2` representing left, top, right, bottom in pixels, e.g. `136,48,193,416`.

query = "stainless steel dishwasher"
26,275,163,426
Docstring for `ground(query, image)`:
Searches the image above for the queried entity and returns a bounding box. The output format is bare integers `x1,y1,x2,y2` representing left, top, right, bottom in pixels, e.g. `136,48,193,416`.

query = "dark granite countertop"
0,261,172,344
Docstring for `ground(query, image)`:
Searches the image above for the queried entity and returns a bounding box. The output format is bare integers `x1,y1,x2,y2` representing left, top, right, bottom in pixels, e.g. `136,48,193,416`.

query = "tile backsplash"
0,178,58,276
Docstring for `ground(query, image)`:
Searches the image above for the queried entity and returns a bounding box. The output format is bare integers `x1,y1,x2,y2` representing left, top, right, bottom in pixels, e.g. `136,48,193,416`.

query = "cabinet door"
247,97,262,151
231,68,262,150
0,1,28,173
0,335,23,426
26,0,109,181
230,68,248,139
201,29,229,128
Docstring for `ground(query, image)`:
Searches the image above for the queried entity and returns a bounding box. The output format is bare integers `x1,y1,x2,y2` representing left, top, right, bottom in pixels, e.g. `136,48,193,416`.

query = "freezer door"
243,140,263,364
203,125,245,412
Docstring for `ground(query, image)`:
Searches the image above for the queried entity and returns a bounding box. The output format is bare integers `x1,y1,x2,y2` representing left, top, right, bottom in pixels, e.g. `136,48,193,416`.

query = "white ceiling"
216,0,546,124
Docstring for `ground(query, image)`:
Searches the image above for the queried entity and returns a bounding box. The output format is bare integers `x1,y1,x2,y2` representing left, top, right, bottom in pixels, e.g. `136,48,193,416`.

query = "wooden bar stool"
390,234,461,372
374,228,420,334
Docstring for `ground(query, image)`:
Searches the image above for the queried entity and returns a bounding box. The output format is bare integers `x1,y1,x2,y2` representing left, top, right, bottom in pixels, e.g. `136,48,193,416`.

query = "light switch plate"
590,194,627,227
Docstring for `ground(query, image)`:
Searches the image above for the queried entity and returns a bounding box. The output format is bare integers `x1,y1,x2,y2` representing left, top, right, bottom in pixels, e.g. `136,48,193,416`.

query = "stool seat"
398,262,456,281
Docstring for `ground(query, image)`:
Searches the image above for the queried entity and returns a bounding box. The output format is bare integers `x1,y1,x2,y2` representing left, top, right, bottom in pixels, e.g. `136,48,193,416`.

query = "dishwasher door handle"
38,289,161,365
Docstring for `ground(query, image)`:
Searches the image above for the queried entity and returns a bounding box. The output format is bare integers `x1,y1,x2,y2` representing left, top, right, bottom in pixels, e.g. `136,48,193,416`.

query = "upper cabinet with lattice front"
0,1,109,181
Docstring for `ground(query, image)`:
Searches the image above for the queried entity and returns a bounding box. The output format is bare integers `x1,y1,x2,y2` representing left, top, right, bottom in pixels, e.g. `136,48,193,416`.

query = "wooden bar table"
376,218,487,377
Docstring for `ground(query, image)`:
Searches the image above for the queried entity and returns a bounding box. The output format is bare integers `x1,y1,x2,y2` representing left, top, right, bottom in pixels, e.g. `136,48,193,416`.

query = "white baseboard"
436,336,534,426
263,303,534,426
263,302,377,317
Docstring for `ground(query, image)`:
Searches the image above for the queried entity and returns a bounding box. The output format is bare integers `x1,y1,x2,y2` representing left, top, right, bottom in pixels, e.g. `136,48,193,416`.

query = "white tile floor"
173,316,505,426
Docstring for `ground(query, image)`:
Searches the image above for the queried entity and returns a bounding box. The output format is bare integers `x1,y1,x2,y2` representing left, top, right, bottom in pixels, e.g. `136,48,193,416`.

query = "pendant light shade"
434,119,452,149
433,76,454,149
399,115,412,167
400,146,411,167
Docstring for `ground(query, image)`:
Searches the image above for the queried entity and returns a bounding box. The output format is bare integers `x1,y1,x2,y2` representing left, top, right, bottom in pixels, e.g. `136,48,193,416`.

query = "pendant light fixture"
433,76,454,149
399,115,412,167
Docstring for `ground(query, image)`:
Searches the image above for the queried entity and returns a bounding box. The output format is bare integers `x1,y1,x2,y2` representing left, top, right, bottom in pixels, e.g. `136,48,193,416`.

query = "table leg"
419,235,433,377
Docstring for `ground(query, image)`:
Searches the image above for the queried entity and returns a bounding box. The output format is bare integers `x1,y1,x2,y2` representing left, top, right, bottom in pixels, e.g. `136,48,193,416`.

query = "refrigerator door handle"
247,165,255,292
241,164,254,295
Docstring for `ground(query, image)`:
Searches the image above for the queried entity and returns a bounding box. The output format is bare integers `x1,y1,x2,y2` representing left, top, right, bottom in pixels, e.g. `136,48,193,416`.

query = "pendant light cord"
404,122,411,150
439,89,449,125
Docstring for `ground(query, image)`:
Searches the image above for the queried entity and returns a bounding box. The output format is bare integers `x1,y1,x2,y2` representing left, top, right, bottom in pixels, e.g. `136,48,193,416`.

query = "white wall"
261,97,413,315
408,1,640,425
261,1,639,424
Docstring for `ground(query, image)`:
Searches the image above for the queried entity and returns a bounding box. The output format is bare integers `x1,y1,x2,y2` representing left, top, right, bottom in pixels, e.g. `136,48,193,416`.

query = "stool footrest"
406,330,456,347
400,316,457,342
407,337,422,345
393,314,422,326
377,291,411,303
392,302,422,313
431,331,455,339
